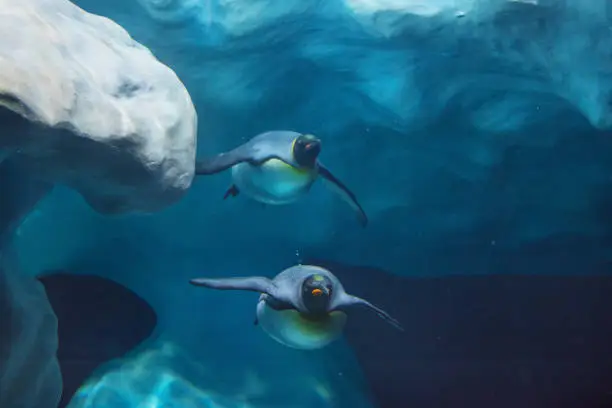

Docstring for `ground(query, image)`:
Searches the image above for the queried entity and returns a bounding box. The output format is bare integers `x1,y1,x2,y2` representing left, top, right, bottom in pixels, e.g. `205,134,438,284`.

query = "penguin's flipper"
317,163,368,227
195,147,252,175
334,293,404,332
195,142,284,175
189,276,276,296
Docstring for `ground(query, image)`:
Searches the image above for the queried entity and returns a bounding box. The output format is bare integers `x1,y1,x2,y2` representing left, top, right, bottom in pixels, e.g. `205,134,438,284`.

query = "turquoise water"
2,1,612,407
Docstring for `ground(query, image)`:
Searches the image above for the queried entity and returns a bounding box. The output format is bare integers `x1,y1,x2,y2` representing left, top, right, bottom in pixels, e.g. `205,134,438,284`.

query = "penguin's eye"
311,288,323,296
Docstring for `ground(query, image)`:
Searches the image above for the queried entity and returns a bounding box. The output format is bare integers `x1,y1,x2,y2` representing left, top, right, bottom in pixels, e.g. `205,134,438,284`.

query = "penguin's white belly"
231,160,316,205
256,301,347,350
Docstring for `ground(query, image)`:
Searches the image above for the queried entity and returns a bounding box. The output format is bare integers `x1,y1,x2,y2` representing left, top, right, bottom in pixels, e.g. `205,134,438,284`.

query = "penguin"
195,130,368,227
189,264,403,350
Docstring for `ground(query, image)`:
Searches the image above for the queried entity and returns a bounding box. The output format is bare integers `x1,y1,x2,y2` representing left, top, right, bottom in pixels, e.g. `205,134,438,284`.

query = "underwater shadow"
37,272,158,407
310,259,612,408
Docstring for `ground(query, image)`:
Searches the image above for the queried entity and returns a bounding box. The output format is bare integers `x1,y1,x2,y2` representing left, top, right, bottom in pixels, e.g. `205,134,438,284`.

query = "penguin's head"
293,134,321,167
301,273,333,314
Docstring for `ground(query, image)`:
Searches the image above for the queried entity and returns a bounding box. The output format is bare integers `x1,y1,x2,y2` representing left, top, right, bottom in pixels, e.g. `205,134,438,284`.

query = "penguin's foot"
223,184,240,200
253,316,259,326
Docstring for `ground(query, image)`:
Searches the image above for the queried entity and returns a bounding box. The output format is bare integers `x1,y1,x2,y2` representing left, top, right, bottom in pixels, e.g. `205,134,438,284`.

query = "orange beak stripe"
312,288,323,296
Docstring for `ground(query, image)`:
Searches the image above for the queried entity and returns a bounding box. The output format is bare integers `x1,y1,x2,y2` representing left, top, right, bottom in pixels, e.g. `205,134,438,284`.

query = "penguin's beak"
311,286,330,297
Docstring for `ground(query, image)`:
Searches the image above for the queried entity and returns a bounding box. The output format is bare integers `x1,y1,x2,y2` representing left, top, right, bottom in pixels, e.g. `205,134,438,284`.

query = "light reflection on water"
67,341,339,408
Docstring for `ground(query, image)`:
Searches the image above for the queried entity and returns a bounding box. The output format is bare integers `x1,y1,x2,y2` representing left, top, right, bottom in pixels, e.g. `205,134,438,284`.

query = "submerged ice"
2,0,612,407
0,0,197,215
0,250,62,408
57,0,612,274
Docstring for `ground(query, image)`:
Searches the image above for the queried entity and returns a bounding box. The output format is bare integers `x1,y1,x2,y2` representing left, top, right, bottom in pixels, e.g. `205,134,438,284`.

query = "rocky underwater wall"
2,0,612,407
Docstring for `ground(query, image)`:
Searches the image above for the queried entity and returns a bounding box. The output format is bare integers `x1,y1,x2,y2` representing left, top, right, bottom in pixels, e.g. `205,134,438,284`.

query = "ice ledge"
0,0,197,214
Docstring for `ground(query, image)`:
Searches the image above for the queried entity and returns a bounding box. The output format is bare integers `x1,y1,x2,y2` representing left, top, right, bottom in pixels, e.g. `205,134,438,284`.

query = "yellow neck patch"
268,137,310,175
290,137,297,154
266,158,311,176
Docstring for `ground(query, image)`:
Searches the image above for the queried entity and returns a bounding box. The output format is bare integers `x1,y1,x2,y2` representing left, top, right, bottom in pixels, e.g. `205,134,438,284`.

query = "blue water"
3,0,612,407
